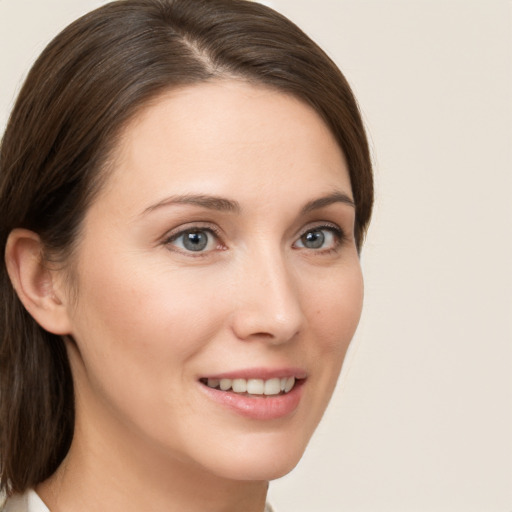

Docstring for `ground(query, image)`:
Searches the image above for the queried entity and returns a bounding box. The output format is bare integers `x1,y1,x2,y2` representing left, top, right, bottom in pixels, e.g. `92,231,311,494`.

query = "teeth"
207,378,220,388
247,379,264,394
232,379,247,393
284,376,295,393
219,378,231,391
264,378,281,395
205,377,296,395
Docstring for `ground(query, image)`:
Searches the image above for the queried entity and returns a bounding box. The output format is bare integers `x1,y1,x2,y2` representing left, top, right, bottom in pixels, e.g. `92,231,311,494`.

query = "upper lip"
200,367,307,381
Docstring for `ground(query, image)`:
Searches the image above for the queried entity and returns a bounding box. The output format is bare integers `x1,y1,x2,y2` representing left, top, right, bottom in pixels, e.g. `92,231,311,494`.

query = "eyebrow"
142,194,241,215
141,190,355,216
301,191,355,213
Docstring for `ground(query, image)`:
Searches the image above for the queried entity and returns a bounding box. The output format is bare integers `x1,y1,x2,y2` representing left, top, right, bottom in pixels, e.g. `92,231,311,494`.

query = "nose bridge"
231,242,304,343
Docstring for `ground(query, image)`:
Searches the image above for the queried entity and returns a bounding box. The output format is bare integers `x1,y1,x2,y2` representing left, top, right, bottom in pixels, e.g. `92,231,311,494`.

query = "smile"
201,377,296,396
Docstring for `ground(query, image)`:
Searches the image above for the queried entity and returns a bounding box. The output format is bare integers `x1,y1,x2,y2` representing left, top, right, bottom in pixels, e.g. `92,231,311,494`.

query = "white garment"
1,489,275,512
1,490,49,512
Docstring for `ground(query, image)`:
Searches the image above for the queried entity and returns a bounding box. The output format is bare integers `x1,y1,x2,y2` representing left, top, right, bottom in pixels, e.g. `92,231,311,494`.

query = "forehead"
97,80,351,213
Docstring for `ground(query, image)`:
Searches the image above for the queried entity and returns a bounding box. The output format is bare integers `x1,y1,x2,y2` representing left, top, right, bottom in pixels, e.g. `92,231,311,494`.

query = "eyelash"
163,223,346,256
294,223,346,253
163,225,225,256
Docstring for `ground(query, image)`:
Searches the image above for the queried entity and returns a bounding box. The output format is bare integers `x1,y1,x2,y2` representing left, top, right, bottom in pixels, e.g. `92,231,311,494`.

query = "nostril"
249,332,274,339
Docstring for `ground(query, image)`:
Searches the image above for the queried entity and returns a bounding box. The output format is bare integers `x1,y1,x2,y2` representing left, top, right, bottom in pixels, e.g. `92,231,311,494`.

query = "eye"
294,225,343,251
166,228,219,253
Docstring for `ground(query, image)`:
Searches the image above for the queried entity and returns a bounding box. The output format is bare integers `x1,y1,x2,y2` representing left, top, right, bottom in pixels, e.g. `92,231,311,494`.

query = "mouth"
198,370,306,420
199,376,300,396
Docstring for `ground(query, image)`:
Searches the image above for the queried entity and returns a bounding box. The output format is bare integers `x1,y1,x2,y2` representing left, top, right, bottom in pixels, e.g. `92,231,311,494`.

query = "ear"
5,228,72,335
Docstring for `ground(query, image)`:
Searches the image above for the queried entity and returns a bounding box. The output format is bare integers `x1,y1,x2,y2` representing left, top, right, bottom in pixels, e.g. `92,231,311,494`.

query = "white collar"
2,489,49,512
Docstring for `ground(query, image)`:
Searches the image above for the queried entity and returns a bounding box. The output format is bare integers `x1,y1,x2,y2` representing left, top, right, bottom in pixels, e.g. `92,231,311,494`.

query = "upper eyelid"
163,223,222,242
297,222,345,237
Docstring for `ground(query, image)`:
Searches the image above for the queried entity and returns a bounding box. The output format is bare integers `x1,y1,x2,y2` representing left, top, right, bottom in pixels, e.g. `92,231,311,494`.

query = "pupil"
303,230,324,249
183,231,208,251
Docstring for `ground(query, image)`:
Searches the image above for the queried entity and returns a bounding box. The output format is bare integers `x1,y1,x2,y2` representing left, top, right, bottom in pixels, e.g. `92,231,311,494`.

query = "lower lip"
199,381,304,420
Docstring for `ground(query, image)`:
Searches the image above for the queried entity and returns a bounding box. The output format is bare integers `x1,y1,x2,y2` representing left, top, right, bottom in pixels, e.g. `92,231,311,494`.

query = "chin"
196,429,311,482
215,454,304,482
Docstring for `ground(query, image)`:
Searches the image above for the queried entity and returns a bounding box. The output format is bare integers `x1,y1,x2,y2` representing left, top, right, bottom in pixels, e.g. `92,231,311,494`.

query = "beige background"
1,1,511,511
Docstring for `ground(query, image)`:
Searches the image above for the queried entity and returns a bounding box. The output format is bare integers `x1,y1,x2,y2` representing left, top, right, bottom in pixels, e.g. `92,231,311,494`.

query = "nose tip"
232,307,302,344
230,259,304,345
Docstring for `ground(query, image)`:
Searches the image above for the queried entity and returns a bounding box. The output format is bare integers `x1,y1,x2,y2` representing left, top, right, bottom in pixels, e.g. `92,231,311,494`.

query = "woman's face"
62,80,363,482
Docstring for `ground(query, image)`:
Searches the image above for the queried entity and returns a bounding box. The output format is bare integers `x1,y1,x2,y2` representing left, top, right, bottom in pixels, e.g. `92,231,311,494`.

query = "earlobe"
5,228,72,335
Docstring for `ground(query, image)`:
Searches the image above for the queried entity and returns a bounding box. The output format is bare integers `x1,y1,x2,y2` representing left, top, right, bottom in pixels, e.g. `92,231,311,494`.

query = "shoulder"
1,490,49,512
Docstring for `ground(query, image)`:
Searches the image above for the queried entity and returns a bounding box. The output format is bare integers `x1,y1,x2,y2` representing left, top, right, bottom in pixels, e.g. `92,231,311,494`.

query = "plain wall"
1,1,511,511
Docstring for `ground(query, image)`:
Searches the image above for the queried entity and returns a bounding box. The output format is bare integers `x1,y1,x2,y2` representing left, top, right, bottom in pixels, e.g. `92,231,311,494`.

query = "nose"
230,247,304,345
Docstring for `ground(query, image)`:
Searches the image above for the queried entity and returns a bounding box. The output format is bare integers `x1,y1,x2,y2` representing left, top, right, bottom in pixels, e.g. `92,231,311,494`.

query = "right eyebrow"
141,194,241,216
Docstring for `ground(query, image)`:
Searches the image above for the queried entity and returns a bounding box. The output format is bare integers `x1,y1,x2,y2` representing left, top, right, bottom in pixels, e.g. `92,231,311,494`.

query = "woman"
0,0,373,511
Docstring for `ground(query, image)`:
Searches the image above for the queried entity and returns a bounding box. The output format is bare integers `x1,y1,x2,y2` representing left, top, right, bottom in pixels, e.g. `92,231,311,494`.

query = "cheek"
68,251,230,382
289,262,363,448
66,255,233,440
307,264,364,356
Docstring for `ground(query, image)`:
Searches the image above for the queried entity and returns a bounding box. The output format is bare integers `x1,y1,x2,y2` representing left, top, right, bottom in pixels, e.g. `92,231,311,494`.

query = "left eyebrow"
301,191,355,214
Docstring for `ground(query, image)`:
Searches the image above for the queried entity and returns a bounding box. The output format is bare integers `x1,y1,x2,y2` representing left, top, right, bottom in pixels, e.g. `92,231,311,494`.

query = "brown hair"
0,0,373,494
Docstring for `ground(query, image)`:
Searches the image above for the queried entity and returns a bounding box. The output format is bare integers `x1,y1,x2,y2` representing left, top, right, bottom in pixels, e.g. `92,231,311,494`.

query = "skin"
32,80,364,512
